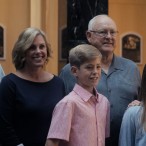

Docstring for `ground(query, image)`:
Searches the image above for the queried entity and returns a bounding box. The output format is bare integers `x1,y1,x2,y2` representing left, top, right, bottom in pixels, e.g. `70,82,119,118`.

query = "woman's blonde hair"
12,27,51,70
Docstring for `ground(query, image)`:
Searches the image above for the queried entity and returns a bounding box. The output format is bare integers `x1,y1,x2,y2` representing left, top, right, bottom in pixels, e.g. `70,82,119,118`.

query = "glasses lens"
90,30,118,37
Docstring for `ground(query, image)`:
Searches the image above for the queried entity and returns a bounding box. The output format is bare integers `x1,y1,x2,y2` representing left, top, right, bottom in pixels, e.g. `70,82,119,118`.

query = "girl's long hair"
140,65,146,130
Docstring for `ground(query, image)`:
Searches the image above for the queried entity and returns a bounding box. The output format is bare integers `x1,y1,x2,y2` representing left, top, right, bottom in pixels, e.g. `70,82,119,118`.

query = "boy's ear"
71,66,78,77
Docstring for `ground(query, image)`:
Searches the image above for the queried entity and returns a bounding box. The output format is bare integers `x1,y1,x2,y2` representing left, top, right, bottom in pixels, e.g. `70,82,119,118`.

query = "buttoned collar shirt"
59,54,141,146
47,84,110,146
98,55,141,126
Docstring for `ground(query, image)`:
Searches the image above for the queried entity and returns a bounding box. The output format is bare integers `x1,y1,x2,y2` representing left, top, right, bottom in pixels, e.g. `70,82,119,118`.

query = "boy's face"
71,57,101,93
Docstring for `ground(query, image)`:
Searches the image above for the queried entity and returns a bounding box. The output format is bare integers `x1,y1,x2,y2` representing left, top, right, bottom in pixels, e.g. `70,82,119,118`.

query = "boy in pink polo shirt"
45,44,110,146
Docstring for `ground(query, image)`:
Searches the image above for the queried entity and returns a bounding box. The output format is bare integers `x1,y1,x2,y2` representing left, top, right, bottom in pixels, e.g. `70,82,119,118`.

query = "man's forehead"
93,18,117,30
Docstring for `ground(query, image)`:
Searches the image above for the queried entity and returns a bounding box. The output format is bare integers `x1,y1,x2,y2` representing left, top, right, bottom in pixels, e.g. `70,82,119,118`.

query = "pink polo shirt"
47,84,110,146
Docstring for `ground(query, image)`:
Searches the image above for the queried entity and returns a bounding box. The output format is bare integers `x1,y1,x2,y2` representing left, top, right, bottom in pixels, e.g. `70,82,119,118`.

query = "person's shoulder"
53,75,64,82
52,75,65,90
98,93,110,104
59,63,74,80
61,91,77,101
116,56,138,69
124,106,141,118
127,105,141,112
60,63,71,72
1,73,14,81
0,73,16,88
55,91,77,106
117,56,136,65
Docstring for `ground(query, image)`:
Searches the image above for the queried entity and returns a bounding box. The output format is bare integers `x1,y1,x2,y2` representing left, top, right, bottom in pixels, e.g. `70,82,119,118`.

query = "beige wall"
0,0,30,74
0,0,146,75
58,0,146,75
109,0,146,74
43,0,59,75
58,0,67,74
0,0,59,75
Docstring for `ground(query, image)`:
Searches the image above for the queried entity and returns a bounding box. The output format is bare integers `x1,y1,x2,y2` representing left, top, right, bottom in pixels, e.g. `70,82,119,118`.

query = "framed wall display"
121,32,142,64
0,25,6,60
59,25,68,61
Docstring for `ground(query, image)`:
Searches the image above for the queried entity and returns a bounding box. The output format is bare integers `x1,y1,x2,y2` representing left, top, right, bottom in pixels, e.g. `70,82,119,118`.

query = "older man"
59,15,141,146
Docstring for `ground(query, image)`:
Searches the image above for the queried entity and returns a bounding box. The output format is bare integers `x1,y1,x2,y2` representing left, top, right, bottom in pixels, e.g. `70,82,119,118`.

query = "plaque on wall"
0,25,5,60
60,0,108,61
121,33,142,64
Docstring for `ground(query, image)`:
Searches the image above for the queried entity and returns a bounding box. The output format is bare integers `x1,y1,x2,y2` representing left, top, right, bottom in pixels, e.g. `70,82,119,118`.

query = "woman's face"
25,34,48,68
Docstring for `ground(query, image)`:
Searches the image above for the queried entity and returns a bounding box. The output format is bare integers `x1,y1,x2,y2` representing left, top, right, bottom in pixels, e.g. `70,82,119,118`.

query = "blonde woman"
0,28,65,146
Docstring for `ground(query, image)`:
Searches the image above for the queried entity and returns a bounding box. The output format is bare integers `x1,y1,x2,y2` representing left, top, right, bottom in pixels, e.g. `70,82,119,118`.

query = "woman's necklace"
86,0,98,17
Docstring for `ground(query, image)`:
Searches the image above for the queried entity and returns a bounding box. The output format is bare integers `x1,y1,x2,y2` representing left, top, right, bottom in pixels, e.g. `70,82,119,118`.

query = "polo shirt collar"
73,83,98,102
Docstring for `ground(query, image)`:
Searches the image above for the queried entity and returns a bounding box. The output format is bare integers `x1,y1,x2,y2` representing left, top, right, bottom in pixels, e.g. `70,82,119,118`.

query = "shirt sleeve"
0,77,21,145
47,100,74,141
119,106,138,146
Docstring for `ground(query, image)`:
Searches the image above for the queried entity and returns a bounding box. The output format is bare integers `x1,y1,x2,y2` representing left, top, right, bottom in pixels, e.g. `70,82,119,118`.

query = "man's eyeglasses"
90,30,118,38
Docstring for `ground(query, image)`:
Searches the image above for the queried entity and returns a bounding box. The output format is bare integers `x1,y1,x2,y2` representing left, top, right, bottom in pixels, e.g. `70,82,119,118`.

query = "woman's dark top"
0,73,65,146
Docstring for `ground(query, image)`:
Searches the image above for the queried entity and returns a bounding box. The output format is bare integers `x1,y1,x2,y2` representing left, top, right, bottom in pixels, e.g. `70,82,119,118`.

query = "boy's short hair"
69,44,102,68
